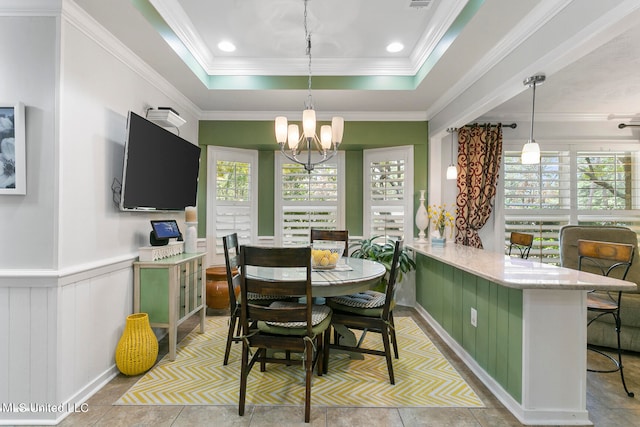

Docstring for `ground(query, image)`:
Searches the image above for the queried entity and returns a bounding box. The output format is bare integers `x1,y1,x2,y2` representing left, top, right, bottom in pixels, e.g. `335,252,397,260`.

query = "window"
503,147,640,264
577,152,635,210
274,153,345,246
206,147,257,265
363,146,414,241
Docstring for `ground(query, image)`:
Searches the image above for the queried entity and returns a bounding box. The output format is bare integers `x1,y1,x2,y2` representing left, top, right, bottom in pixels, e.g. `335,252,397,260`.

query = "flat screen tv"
120,111,201,211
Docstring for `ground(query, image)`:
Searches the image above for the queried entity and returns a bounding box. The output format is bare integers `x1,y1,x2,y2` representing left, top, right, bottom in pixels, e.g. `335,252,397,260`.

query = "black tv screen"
120,111,201,211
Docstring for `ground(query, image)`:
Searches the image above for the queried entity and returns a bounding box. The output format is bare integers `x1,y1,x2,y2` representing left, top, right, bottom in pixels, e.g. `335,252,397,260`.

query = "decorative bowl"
311,241,343,269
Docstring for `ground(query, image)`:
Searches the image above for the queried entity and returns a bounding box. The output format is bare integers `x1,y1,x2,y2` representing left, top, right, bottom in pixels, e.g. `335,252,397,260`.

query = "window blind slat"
279,162,340,247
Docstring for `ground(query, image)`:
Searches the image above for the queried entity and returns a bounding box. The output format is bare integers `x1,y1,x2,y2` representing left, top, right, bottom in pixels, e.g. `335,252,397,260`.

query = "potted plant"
349,236,416,292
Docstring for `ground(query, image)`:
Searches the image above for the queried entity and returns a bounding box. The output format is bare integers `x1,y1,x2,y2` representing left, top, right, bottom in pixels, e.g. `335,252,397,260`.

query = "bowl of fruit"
311,241,343,270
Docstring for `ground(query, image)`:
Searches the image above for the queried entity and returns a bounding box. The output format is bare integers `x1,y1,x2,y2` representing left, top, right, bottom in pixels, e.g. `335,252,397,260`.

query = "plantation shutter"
503,150,571,263
576,152,636,210
363,146,414,241
576,151,640,237
215,160,253,254
207,147,258,265
275,153,345,246
503,148,640,263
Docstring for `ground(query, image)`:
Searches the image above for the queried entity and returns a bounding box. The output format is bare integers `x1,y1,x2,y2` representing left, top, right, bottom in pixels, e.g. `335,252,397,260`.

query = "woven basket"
115,313,159,376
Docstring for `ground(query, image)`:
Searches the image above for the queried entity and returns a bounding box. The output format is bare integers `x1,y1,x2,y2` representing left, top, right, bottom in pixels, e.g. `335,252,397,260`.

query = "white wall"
0,15,58,269
0,1,201,423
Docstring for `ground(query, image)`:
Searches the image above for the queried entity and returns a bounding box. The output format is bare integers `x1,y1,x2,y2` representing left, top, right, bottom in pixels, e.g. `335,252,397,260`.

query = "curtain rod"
618,123,640,129
464,122,517,129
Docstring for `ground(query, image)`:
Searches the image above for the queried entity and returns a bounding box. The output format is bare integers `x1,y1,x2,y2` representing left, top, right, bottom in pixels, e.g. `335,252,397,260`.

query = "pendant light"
521,74,545,164
446,128,457,180
274,0,344,172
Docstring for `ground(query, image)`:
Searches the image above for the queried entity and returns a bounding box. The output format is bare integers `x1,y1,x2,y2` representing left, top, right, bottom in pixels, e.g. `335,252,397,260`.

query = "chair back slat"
310,229,349,256
511,232,534,246
244,277,308,298
578,239,635,280
247,304,309,324
508,232,534,259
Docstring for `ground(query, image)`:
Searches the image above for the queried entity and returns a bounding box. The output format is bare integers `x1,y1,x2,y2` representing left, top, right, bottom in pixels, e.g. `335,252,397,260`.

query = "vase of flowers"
427,203,455,246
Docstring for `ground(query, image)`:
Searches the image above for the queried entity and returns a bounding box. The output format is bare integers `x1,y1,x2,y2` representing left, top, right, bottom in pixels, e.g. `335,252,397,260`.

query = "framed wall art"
0,102,25,195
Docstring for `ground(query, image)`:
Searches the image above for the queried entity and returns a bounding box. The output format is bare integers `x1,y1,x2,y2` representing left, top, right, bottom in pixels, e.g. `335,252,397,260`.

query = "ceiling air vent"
409,0,433,8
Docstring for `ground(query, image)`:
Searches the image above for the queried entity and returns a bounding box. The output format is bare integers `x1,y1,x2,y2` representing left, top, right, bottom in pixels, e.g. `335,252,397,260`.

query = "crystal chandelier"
274,0,344,172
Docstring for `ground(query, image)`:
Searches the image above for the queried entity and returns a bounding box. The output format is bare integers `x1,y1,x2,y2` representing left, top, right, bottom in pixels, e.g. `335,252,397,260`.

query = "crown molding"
409,0,468,74
425,0,573,120
147,0,465,77
199,110,428,122
0,0,61,16
481,112,639,123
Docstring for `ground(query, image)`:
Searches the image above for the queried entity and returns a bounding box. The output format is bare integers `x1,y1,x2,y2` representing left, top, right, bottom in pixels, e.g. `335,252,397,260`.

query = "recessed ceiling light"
218,41,236,52
386,42,404,53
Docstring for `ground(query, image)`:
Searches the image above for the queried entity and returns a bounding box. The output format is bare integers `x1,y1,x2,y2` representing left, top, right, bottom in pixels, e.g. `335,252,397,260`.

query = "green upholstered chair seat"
327,290,396,317
258,302,332,336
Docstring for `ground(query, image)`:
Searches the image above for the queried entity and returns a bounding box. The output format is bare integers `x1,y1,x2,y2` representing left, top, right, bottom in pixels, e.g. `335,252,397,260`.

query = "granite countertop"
408,241,637,292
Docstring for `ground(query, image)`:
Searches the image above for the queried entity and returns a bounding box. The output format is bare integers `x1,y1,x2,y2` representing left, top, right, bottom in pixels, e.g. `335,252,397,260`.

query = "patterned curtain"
454,124,503,248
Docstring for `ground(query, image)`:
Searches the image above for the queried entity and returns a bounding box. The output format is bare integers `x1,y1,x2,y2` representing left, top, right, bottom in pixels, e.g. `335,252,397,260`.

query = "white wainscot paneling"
59,266,133,404
0,262,133,424
0,283,57,423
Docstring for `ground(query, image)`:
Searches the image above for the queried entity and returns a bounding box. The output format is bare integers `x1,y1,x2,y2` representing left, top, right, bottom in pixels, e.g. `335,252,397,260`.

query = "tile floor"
42,307,640,426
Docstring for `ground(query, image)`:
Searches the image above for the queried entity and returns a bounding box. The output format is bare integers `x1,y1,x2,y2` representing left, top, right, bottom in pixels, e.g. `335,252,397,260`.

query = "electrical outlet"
470,308,478,327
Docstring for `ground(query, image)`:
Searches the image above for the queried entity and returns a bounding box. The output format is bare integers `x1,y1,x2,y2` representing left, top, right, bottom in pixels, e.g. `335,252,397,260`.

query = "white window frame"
206,146,258,266
363,146,414,242
274,151,346,246
500,141,640,264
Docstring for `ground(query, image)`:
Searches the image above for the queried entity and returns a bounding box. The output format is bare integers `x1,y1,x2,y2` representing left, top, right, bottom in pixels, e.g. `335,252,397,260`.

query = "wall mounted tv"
119,111,201,211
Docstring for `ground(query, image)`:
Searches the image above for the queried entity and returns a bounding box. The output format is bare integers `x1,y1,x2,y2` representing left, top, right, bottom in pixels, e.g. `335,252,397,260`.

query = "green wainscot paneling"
415,253,523,403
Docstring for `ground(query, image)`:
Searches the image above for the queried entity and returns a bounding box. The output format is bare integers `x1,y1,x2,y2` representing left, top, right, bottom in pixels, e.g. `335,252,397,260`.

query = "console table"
408,241,636,426
133,252,207,361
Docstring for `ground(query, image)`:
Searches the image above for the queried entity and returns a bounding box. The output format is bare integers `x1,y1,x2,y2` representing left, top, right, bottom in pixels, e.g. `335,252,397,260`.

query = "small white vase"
415,190,428,242
184,222,197,253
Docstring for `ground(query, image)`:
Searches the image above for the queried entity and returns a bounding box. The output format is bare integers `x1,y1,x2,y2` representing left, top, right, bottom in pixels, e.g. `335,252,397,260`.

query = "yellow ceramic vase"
115,313,159,376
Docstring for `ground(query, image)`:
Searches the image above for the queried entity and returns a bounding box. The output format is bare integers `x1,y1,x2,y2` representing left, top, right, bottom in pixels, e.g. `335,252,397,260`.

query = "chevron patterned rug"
116,316,484,408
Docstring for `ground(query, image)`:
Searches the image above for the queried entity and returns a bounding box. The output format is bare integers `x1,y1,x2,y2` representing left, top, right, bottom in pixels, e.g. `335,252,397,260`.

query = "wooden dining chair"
323,239,403,384
508,232,534,259
310,228,349,257
222,233,242,366
237,245,332,423
578,238,635,397
222,233,296,365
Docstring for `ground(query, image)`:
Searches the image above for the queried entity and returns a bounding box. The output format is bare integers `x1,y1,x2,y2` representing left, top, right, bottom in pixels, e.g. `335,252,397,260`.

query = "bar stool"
508,232,534,259
578,238,635,397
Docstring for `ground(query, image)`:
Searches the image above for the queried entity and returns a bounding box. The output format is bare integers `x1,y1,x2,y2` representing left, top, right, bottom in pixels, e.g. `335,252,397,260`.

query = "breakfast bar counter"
408,241,636,426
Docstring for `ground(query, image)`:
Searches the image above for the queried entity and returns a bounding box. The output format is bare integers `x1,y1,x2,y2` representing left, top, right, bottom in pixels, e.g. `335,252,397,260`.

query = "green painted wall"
415,253,523,403
197,120,428,237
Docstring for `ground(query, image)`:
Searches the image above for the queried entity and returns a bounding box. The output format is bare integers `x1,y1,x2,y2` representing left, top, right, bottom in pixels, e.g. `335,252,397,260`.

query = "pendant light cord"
530,81,536,142
304,0,313,110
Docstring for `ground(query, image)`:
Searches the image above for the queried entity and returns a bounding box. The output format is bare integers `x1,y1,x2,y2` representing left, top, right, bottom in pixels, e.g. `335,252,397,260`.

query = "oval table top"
245,257,386,297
